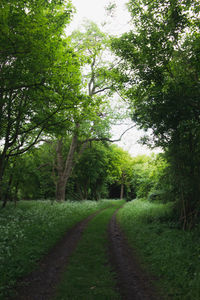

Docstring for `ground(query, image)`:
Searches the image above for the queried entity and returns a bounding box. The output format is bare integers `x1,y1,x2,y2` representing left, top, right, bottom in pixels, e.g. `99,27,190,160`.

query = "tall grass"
118,199,200,300
0,200,114,299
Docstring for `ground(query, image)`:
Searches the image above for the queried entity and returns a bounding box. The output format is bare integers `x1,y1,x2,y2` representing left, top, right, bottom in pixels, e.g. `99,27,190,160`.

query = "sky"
67,0,131,35
67,0,161,157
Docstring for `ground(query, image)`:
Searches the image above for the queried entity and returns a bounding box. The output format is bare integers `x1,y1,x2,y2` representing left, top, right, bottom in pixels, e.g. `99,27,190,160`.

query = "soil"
9,205,162,300
108,207,162,300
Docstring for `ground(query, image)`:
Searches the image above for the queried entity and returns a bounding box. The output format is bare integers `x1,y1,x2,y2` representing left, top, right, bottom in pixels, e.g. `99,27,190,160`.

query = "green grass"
54,200,124,300
117,199,200,300
0,199,116,299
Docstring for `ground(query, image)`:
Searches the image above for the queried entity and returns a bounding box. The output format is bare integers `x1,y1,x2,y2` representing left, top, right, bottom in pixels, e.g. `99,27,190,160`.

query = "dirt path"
9,210,101,300
108,207,161,300
10,204,162,300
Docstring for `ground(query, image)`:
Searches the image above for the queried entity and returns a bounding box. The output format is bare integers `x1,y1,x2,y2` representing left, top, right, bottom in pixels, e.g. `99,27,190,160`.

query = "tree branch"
92,85,113,95
81,125,136,144
7,127,44,157
0,82,44,93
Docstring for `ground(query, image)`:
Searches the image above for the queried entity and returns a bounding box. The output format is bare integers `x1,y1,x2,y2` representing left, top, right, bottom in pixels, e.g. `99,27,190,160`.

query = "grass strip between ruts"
54,200,124,300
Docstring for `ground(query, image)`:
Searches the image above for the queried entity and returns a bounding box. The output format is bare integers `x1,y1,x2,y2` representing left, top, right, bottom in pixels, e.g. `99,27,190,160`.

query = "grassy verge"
54,200,124,300
117,199,200,300
0,199,116,299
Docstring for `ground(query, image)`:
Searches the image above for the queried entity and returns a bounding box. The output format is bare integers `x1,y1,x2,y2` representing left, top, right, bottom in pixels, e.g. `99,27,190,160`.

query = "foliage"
68,143,139,201
0,13,132,204
131,154,169,201
6,140,137,202
111,0,200,227
3,142,57,200
106,144,135,199
0,199,115,299
70,21,127,141
54,200,124,300
73,143,136,201
118,199,200,299
71,21,113,96
73,143,110,200
0,0,81,203
0,0,79,152
47,21,125,202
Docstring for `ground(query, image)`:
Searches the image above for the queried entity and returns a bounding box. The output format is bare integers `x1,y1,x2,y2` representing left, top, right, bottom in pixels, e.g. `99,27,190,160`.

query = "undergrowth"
0,199,114,299
118,199,200,300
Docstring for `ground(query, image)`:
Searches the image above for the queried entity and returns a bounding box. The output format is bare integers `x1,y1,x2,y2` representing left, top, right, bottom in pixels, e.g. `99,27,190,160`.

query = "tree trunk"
55,125,89,202
76,182,84,200
56,177,67,201
14,181,19,207
4,158,17,204
55,129,79,201
4,173,13,203
120,183,124,200
120,172,125,200
55,138,64,201
0,152,8,207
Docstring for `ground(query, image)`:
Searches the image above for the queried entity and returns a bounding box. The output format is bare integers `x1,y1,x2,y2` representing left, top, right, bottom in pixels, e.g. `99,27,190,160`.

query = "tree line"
4,138,167,204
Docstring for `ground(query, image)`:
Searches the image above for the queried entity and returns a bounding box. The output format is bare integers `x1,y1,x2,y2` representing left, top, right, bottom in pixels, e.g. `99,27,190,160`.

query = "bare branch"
81,125,136,144
37,163,51,170
92,85,113,95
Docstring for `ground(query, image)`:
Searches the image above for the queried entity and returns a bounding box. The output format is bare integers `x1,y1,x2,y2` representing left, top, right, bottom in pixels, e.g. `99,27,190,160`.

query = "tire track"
108,207,161,300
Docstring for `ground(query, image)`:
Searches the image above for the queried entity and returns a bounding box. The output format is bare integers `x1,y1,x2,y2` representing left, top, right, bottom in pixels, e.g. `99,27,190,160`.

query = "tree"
43,21,135,202
130,154,168,201
21,144,56,200
73,142,110,200
106,144,134,200
111,0,200,227
0,0,81,205
53,21,122,201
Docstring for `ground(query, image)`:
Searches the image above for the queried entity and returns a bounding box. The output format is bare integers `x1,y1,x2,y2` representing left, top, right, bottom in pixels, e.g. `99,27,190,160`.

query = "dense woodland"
0,0,200,226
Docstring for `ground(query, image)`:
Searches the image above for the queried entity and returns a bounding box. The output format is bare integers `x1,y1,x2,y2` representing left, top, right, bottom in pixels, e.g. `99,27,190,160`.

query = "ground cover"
0,200,114,299
117,199,200,299
54,200,124,300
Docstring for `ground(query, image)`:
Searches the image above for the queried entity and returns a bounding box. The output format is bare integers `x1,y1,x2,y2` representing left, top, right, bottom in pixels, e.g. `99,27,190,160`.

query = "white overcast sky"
67,0,131,35
67,0,160,156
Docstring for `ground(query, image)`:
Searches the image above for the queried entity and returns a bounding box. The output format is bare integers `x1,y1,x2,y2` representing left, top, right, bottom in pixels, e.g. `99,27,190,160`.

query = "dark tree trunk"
0,152,8,208
4,174,13,202
56,177,67,202
120,172,125,200
14,181,19,207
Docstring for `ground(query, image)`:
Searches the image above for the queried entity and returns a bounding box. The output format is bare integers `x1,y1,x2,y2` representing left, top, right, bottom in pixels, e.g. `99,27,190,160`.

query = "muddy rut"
108,207,161,300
